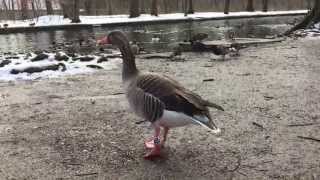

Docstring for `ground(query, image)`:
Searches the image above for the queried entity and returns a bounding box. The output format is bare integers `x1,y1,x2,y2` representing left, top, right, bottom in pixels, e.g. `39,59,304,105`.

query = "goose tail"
190,116,221,134
204,100,224,111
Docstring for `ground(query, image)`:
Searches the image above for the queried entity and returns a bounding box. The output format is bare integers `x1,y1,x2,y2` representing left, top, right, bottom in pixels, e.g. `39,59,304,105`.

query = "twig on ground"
135,120,147,125
75,172,98,177
237,170,248,177
111,92,124,95
297,136,320,142
252,122,265,130
288,123,319,127
203,78,215,82
202,65,213,67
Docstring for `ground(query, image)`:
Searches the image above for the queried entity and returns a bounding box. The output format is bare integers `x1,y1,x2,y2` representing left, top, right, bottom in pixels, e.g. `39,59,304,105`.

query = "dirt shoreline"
0,37,319,179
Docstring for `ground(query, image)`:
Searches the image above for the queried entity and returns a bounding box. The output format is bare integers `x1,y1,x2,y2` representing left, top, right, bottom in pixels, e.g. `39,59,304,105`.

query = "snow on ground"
0,52,121,81
0,10,308,28
292,22,320,37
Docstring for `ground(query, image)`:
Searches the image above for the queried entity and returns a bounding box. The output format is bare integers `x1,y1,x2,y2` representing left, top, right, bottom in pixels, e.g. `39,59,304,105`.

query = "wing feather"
134,73,223,128
127,86,164,122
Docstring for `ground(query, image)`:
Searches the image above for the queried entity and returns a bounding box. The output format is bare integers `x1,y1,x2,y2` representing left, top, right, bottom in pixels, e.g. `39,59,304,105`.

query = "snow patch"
0,53,121,81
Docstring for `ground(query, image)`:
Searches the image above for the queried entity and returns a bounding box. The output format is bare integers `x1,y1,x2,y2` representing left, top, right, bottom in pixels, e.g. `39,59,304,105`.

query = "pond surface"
0,15,302,53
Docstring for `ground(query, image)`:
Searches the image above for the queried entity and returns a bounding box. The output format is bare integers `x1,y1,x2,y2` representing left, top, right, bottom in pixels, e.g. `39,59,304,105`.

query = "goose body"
98,31,223,159
124,73,223,130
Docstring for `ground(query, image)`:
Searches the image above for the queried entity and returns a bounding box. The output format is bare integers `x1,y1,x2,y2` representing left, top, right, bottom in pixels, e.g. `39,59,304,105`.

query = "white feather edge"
189,117,221,134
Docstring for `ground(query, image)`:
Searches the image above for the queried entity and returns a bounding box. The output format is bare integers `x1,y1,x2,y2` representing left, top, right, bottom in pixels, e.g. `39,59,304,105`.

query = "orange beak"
97,36,109,45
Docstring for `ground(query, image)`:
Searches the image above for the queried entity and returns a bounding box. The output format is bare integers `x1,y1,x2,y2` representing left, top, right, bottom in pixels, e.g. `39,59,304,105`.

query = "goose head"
98,31,131,48
98,31,138,81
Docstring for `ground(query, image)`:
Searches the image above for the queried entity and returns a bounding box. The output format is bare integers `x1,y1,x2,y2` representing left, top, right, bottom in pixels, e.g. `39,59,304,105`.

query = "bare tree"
183,0,187,16
10,0,15,19
140,0,145,14
2,0,9,20
31,0,39,18
187,0,194,14
129,0,140,18
163,0,169,13
246,0,254,12
105,0,113,15
151,0,158,16
10,0,14,10
224,0,230,14
20,0,29,20
84,0,93,15
262,0,268,12
45,0,54,15
71,0,81,23
285,0,320,35
2,0,8,11
60,0,69,18
307,0,312,9
61,0,80,23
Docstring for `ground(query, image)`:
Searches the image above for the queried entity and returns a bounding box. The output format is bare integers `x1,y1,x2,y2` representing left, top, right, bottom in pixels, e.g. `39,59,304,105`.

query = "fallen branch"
288,123,319,127
202,65,213,67
135,120,147,125
297,136,320,142
111,92,124,95
203,78,215,82
75,172,98,177
141,53,171,59
252,122,264,130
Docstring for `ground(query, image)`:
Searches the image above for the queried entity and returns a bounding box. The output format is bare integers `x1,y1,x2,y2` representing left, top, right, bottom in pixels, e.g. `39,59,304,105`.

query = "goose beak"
97,36,109,46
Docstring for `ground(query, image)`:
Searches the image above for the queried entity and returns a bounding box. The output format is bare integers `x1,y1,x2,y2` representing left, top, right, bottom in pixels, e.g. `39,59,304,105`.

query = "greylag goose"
98,31,224,159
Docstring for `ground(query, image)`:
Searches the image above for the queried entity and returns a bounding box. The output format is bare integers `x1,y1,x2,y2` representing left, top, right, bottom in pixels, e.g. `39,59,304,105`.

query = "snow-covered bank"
0,10,308,29
0,52,121,81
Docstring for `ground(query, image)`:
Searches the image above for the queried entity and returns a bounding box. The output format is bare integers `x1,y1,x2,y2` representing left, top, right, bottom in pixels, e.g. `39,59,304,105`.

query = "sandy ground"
0,37,320,180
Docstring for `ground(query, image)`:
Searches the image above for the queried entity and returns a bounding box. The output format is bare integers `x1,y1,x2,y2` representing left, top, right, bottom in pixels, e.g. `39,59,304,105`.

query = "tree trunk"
20,0,29,20
183,0,187,16
151,0,158,16
3,0,8,11
10,0,15,19
262,0,268,12
60,0,69,18
163,0,169,14
307,0,312,9
11,0,14,10
2,0,9,19
224,0,230,14
284,0,320,35
187,0,194,14
129,0,140,18
246,0,254,12
71,0,81,23
45,0,54,15
140,0,145,14
31,0,38,18
84,0,93,15
106,0,112,15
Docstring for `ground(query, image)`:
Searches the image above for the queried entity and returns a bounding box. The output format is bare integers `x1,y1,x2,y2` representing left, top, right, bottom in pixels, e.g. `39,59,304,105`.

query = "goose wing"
133,73,223,128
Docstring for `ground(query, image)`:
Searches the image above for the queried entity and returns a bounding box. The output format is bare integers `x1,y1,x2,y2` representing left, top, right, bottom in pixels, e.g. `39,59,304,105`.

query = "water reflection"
0,15,302,53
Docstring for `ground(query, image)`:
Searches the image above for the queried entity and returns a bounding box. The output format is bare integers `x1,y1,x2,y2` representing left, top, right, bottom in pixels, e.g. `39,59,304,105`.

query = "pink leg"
161,127,169,147
144,126,162,159
144,126,161,149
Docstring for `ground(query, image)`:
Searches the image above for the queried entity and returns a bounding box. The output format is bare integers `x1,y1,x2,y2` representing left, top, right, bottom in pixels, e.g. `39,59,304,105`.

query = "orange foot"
145,137,156,149
144,146,161,160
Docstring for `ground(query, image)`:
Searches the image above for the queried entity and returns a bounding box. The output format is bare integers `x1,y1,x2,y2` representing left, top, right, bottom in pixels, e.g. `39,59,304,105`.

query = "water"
0,15,302,53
